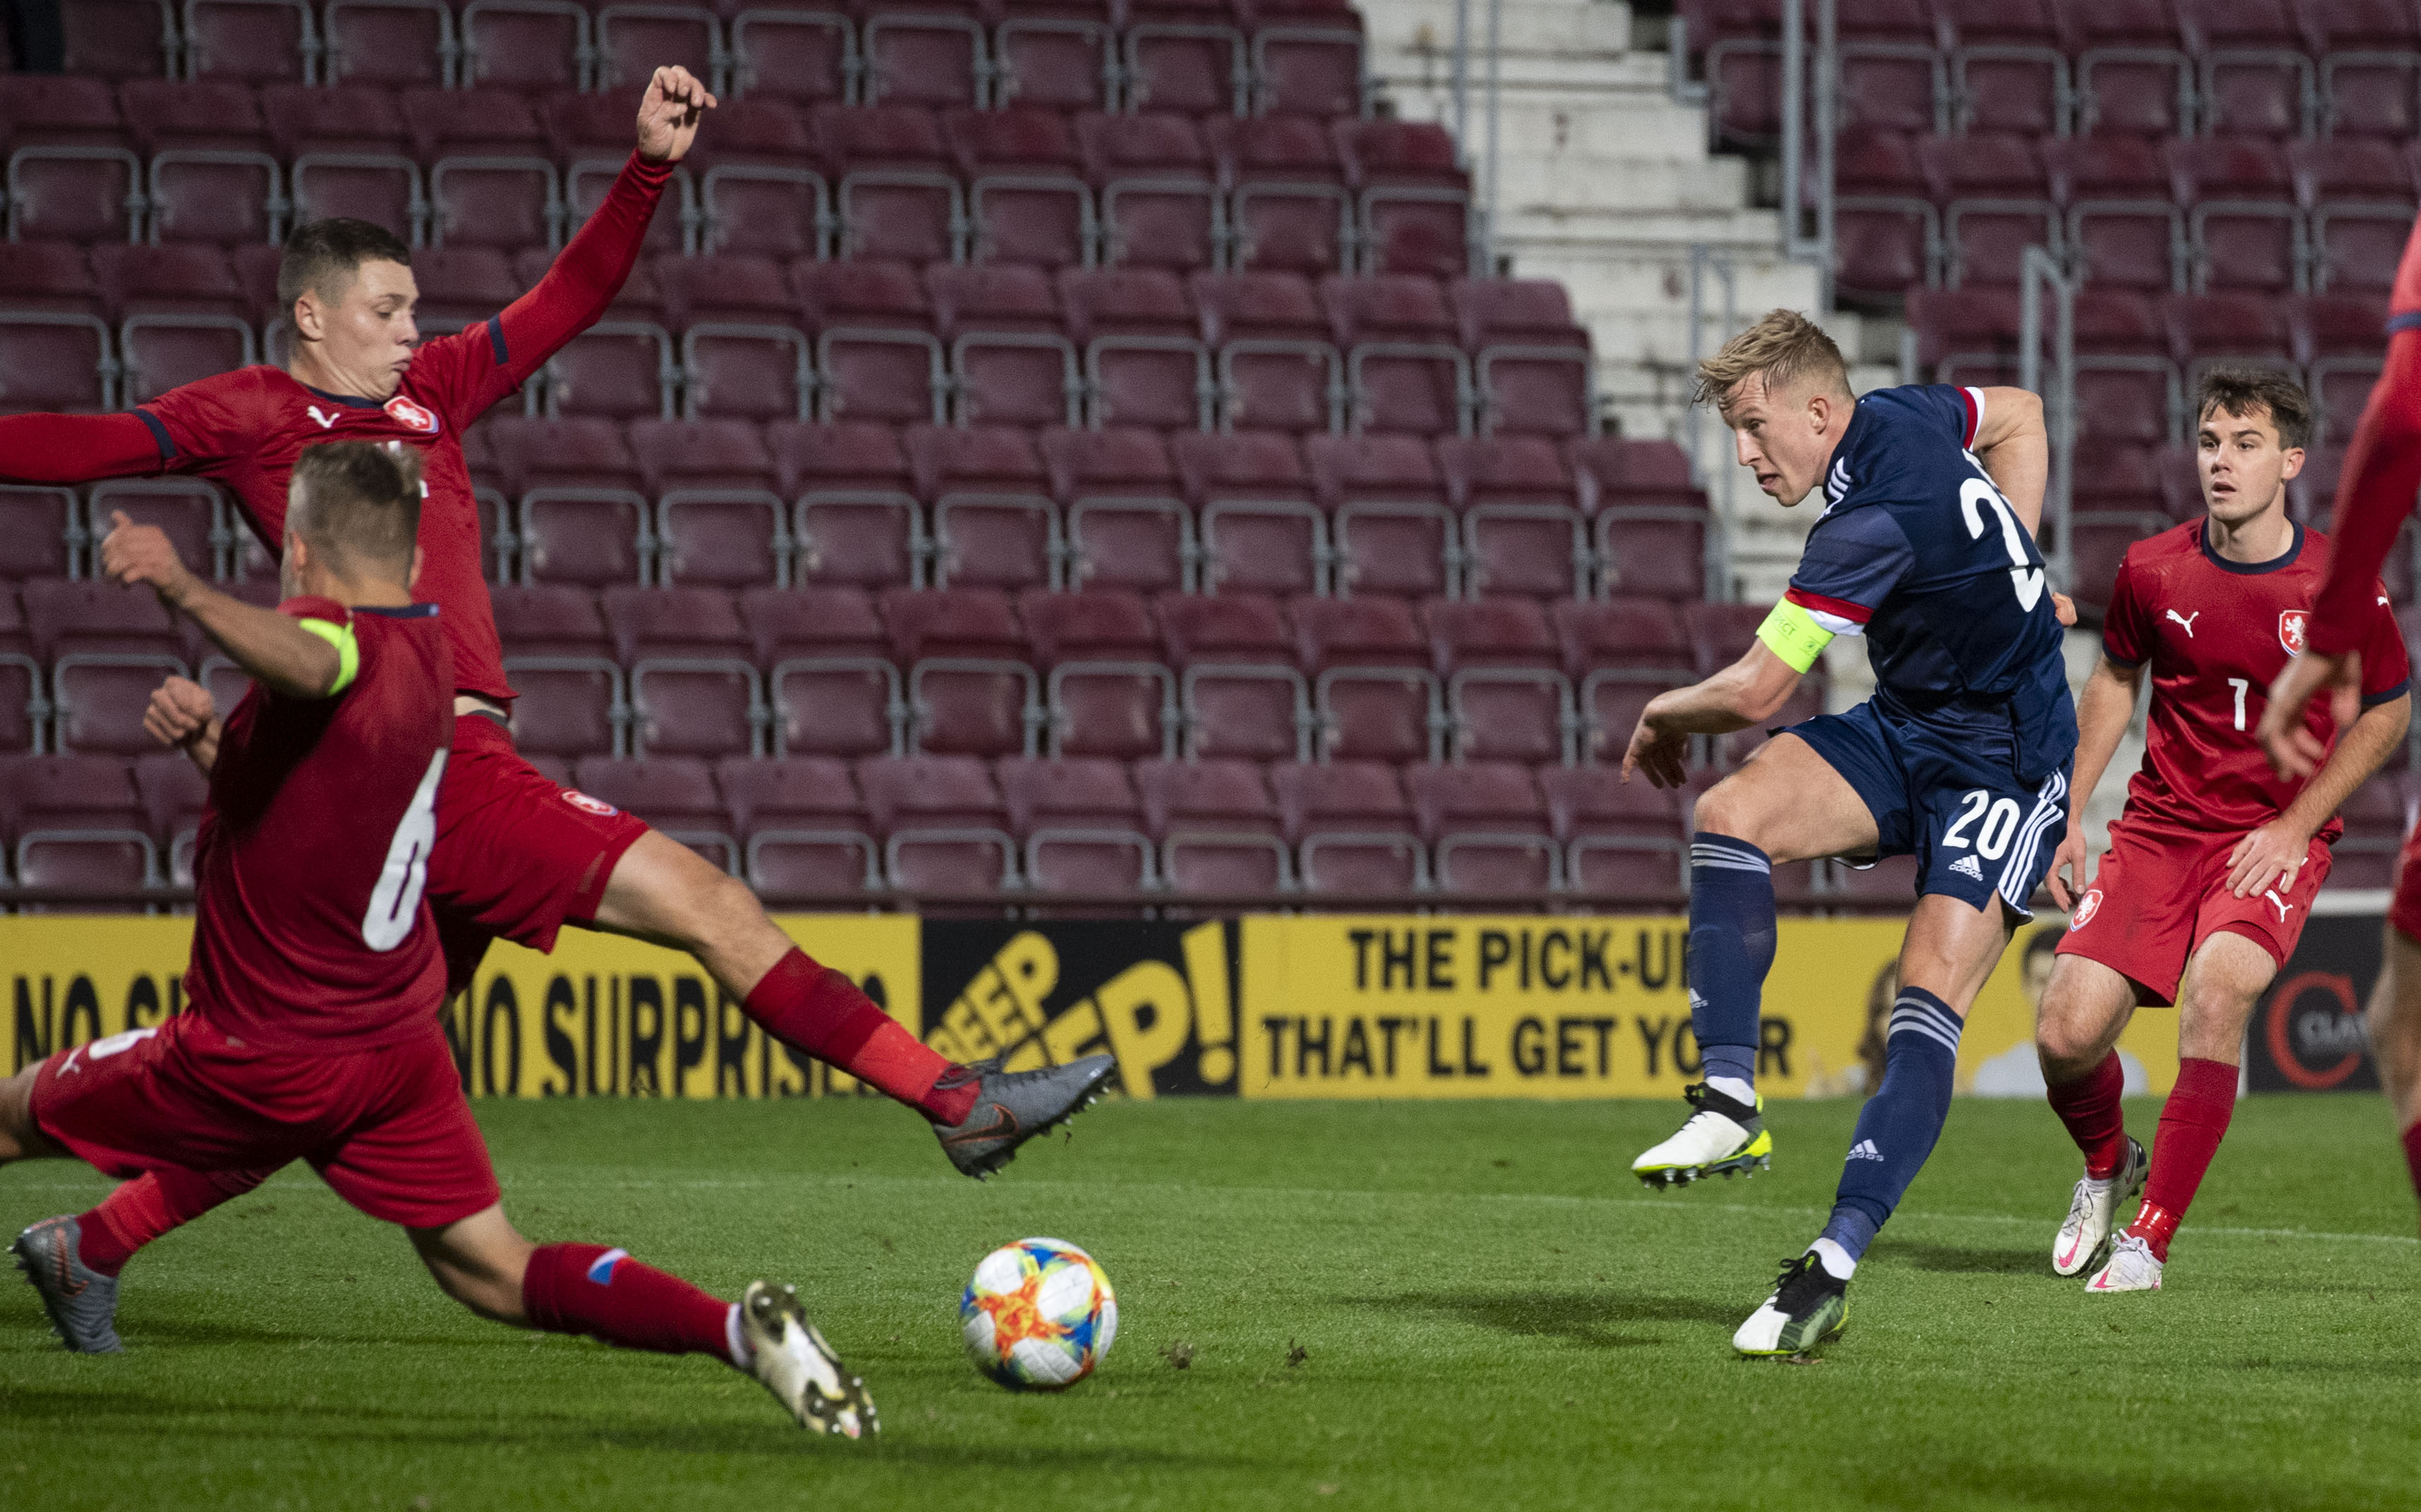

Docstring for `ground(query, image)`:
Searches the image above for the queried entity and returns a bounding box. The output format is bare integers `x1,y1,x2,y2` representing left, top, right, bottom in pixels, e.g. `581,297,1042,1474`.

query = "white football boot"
741,1281,877,1437
2084,1233,2163,1293
1631,1082,1773,1188
2051,1135,2146,1277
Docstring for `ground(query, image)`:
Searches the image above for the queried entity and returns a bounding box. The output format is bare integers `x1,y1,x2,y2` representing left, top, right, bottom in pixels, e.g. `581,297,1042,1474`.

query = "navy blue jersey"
1782,384,2078,781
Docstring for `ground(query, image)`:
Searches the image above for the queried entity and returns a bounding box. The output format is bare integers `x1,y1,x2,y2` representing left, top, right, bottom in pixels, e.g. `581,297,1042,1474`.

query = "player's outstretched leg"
11,1216,122,1354
412,1207,875,1438
2377,925,2421,1225
1632,834,1778,1187
2035,954,2146,1276
593,833,1113,1177
1735,985,1966,1356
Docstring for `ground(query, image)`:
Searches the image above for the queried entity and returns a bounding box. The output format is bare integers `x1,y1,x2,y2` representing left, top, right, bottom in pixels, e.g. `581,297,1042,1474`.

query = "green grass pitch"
4,1094,2417,1511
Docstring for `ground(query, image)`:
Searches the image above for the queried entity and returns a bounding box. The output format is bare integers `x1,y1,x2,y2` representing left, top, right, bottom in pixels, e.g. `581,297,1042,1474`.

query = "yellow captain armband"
1755,599,1834,674
297,617,361,695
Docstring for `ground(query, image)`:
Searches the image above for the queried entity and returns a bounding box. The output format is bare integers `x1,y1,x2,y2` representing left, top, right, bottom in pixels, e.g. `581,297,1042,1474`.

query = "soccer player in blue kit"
1620,311,2079,1355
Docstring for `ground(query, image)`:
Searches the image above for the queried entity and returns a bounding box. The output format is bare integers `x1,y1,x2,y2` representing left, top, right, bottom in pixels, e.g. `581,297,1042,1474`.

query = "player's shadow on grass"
1370,1288,1737,1348
1873,1240,2045,1276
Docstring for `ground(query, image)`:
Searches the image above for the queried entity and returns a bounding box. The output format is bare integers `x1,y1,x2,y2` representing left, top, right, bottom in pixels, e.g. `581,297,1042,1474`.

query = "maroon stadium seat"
946,107,1093,270
517,486,652,587
1022,588,1177,761
1192,270,1342,436
1059,267,1212,431
459,0,590,92
1335,119,1469,277
323,0,451,88
863,9,986,108
2065,0,2194,138
6,144,145,245
1214,116,1353,275
817,102,965,263
1272,760,1425,893
433,155,564,251
1406,762,1558,894
1306,432,1454,599
1427,597,1577,766
1078,111,1221,273
1923,134,2057,288
1539,764,1689,899
907,424,1061,592
181,0,313,83
1450,279,1593,439
592,4,718,95
796,260,945,426
996,11,1115,112
1435,435,1587,600
1324,272,1471,436
2050,136,2187,292
88,479,222,583
929,263,1082,428
1253,4,1365,117
570,755,734,871
1555,596,1696,764
856,753,1017,891
771,419,924,589
1171,430,1325,596
2183,0,2316,138
629,654,766,759
998,756,1153,893
721,754,879,894
490,582,611,659
1570,437,1711,601
880,586,1040,758
2309,0,2421,138
503,655,628,757
0,486,81,582
1296,595,1442,763
1124,11,1246,117
57,0,177,78
1041,426,1195,593
1135,756,1289,893
728,8,854,108
1156,590,1310,761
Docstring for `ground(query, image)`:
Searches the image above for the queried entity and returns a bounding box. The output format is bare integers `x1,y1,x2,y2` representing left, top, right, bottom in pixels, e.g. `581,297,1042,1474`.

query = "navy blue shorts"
1786,700,2071,919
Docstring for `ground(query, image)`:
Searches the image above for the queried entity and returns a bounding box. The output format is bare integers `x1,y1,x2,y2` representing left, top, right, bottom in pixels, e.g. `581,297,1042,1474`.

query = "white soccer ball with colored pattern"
960,1237,1117,1390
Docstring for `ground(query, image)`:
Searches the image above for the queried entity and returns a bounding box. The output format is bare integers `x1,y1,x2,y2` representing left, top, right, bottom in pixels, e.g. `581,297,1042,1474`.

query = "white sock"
724,1302,753,1371
1706,1075,1756,1109
1810,1237,1857,1280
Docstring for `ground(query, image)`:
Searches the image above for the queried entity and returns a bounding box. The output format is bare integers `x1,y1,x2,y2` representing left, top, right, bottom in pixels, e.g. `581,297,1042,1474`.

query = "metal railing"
1449,0,1501,275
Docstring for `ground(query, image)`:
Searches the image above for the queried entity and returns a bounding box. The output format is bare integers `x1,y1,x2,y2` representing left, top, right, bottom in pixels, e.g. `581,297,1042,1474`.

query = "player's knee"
1692,776,1763,846
2033,1011,2103,1072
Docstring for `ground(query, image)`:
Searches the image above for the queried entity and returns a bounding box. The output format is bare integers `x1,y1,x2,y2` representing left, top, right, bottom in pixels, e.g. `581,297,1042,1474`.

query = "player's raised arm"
1970,387,2050,536
2045,654,2142,908
451,67,717,418
101,514,347,700
0,411,179,486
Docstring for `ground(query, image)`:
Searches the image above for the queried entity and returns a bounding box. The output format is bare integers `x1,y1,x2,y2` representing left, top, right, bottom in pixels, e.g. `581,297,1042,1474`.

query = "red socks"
743,948,978,1124
2045,1050,2129,1177
2125,1056,2240,1261
78,1167,270,1278
521,1242,740,1364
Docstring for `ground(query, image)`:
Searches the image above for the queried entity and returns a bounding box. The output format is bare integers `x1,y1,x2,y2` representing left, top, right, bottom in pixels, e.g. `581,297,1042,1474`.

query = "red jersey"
2102,520,2410,838
0,152,671,704
187,598,453,1050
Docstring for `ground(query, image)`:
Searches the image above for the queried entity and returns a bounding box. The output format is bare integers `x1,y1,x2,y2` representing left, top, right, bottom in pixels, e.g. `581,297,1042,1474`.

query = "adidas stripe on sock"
1687,833,1777,1095
1821,988,1966,1264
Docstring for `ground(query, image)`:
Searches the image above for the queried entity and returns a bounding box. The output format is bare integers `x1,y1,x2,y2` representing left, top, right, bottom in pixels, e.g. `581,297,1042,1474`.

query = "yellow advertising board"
4,911,2179,1099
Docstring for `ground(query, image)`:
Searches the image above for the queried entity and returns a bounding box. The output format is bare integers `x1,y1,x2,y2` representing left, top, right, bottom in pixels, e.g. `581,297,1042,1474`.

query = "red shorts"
30,1013,500,1229
430,712,650,990
2393,822,2421,944
2056,816,2330,1006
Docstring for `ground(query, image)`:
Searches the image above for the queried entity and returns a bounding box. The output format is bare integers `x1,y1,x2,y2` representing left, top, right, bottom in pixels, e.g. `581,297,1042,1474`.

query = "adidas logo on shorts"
1950,854,1984,881
1847,1139,1884,1161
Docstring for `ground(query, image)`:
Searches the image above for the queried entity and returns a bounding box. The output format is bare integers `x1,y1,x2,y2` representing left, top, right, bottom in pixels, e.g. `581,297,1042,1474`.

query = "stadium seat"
1428,597,1578,766
1060,268,1213,431
997,11,1115,112
771,420,925,589
1570,438,1712,601
0,486,81,584
817,103,966,264
863,10,986,108
856,754,1017,892
797,261,945,426
1020,588,1176,761
458,0,590,92
489,583,612,659
1192,270,1341,436
54,0,176,78
1336,119,1469,277
1124,13,1247,117
432,155,564,251
946,107,1094,270
1306,433,1456,599
1940,0,2067,134
1555,596,1696,764
1272,760,1425,894
1451,280,1594,440
1155,590,1310,762
503,655,628,757
1406,762,1558,894
118,311,255,405
48,650,187,755
998,756,1154,894
2184,0,2315,139
1135,756,1291,894
592,4,719,95
16,827,158,907
2050,136,2187,292
1255,8,1365,118
1077,112,1222,274
929,263,1082,429
568,755,731,868
1432,436,1584,600
740,583,899,759
719,754,880,894
1296,596,1443,764
88,479,224,583
1172,430,1327,596
908,425,1061,592
2068,0,2194,138
624,417,777,502
2310,0,2421,138
1538,764,1689,899
628,653,766,759
323,0,452,88
1325,273,1472,437
654,490,789,589
518,488,652,587
727,8,854,108
6,144,145,245
1216,116,1354,275
880,586,1039,758
1041,426,1195,594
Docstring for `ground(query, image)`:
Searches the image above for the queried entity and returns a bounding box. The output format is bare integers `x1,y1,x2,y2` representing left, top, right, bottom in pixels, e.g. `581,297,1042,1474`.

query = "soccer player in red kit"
2,444,875,1433
2036,370,2412,1292
2259,217,2421,1231
0,64,1111,1264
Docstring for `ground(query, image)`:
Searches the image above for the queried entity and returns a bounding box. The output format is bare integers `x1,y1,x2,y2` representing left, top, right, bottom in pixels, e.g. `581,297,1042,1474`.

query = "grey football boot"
931,1054,1118,1178
12,1216,124,1353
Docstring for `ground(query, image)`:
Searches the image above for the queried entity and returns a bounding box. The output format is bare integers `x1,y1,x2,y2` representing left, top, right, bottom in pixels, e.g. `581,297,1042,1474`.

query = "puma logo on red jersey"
2165,610,2198,636
306,404,338,430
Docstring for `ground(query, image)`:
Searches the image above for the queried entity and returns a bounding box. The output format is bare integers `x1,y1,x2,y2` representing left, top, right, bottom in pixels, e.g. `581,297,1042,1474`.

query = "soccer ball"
960,1237,1118,1391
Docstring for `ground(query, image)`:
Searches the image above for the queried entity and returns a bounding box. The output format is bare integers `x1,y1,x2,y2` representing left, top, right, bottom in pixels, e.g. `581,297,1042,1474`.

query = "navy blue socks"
1819,988,1966,1272
1686,833,1776,1102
